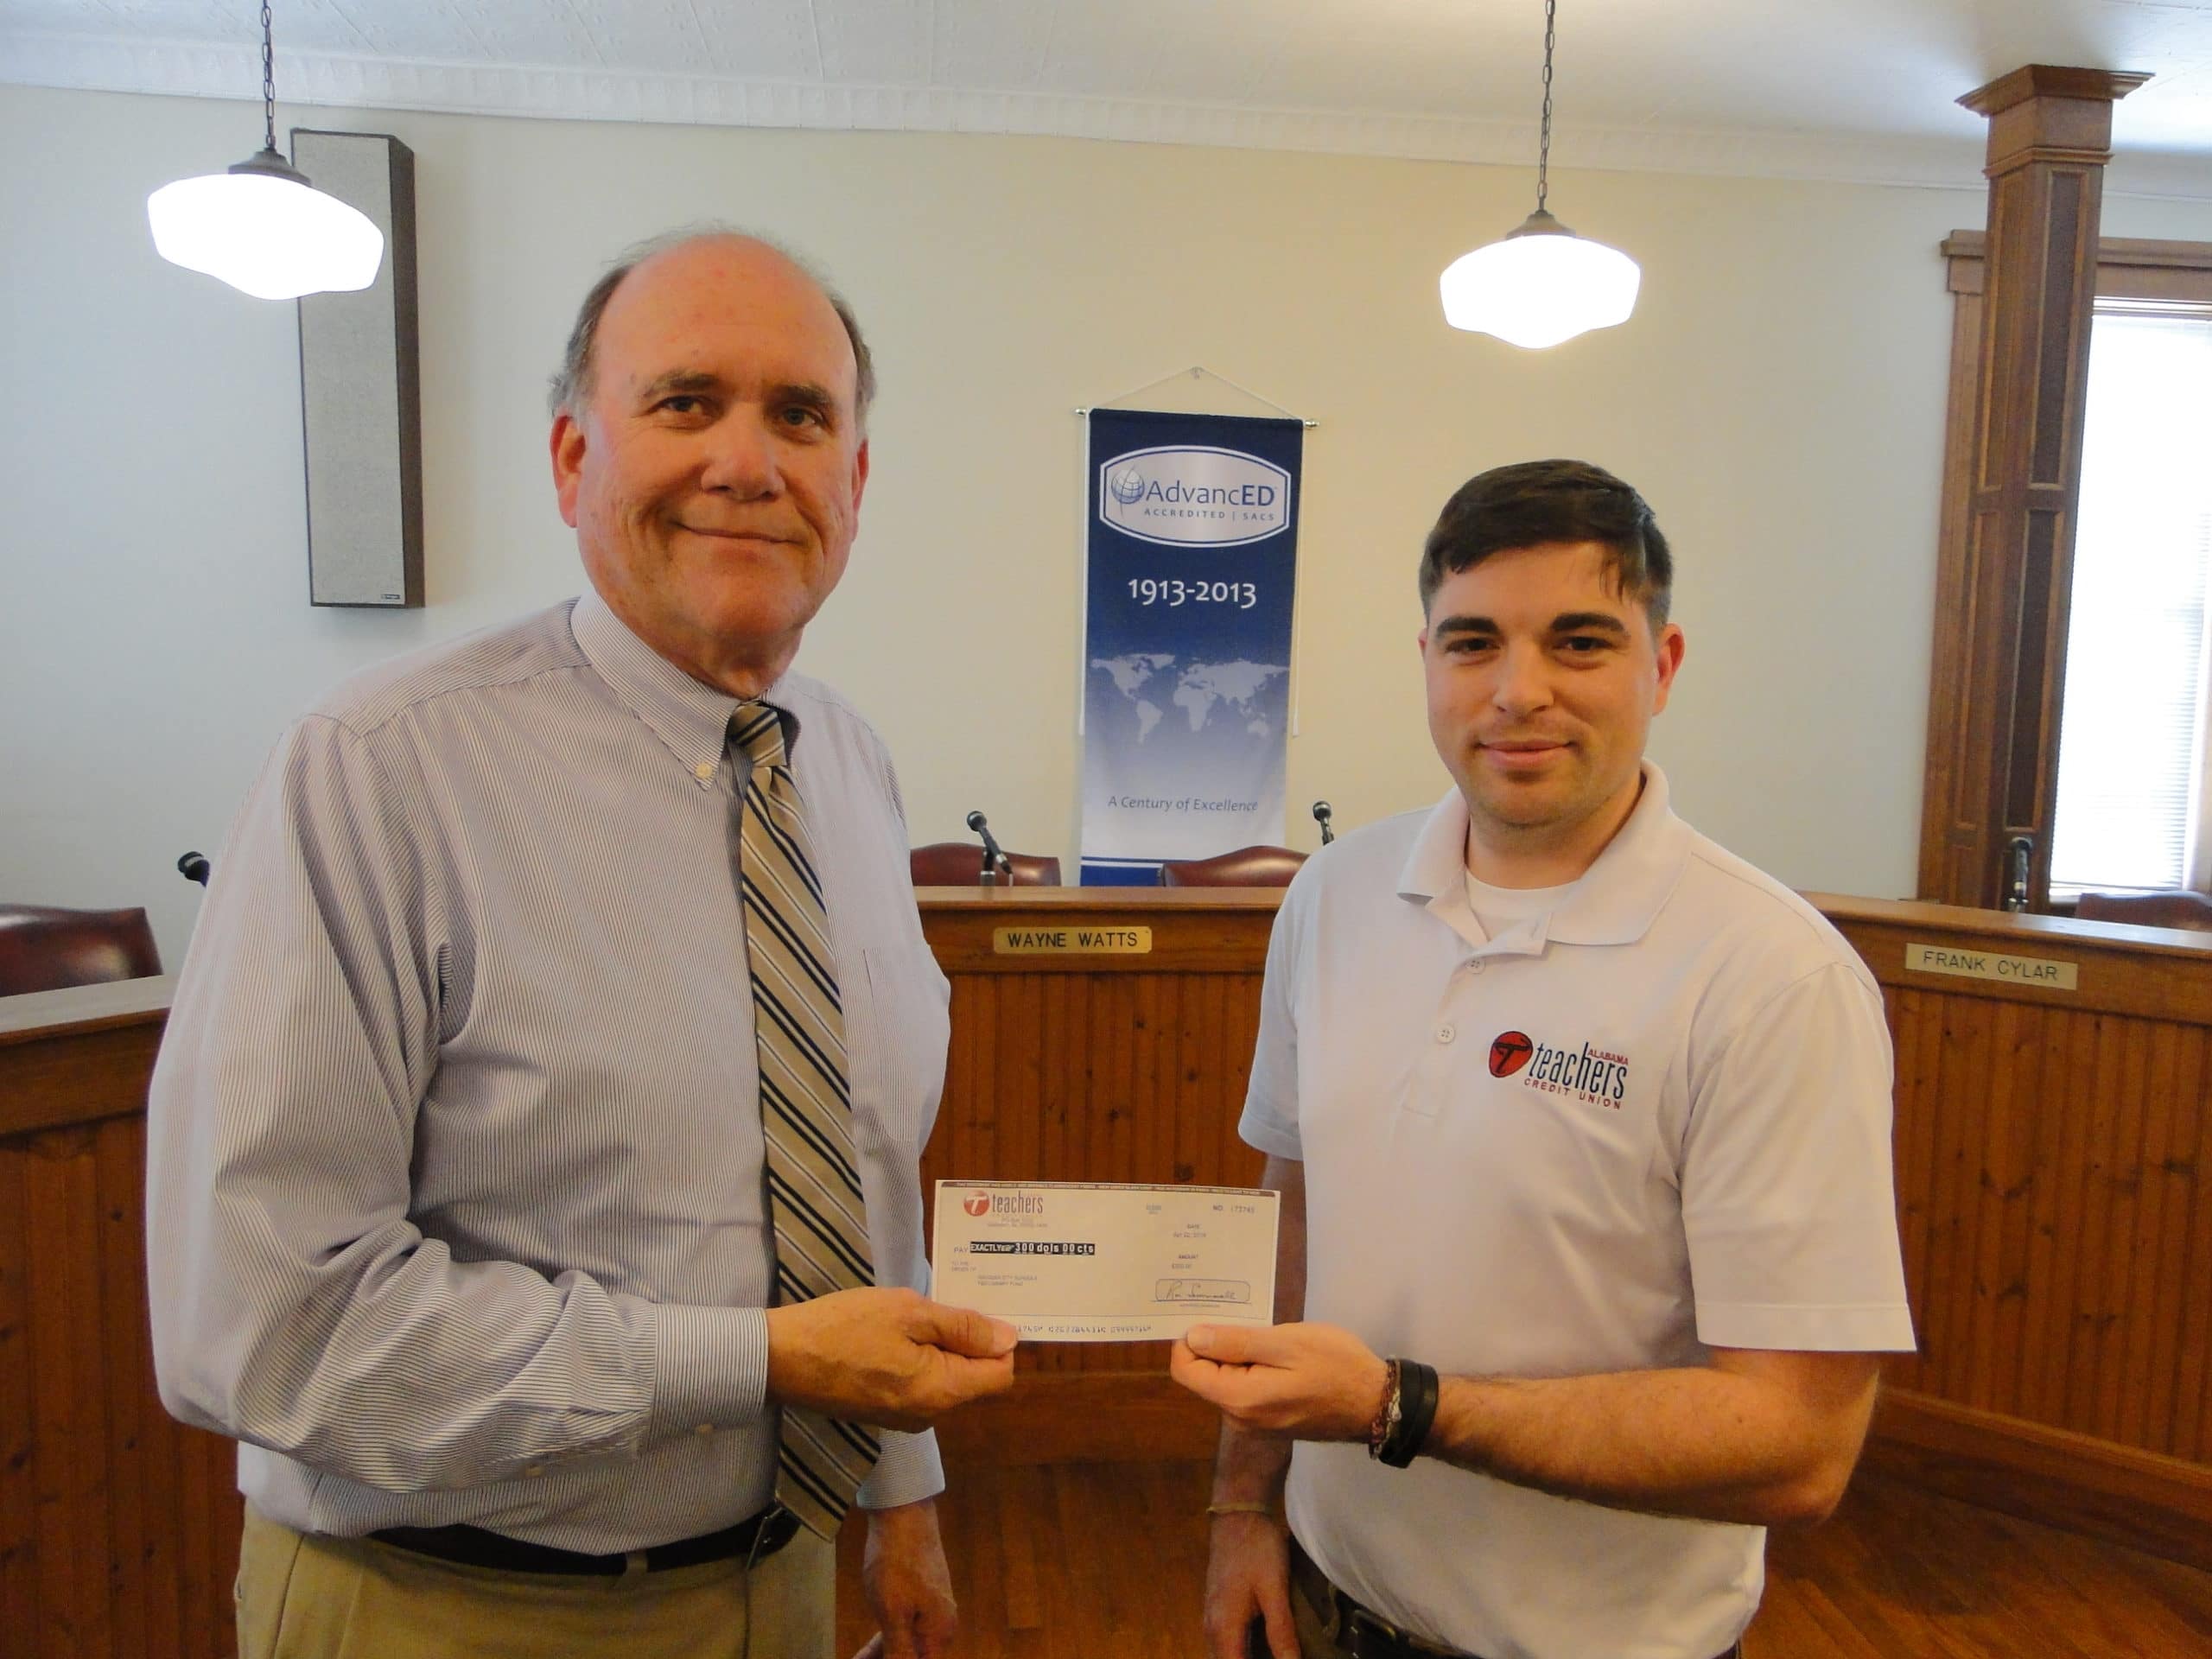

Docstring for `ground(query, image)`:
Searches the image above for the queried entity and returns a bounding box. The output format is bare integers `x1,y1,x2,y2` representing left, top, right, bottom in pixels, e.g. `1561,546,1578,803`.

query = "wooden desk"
915,889,1276,1460
2,976,241,1659
5,891,2210,1658
1810,897,2212,1568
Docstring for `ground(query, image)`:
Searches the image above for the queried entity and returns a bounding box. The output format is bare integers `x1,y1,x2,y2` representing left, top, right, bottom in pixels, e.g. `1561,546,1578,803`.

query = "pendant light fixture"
146,3,384,301
1440,0,1639,349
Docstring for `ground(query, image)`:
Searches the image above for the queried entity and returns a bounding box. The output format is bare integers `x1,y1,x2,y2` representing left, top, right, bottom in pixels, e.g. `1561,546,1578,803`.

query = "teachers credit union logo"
963,1190,1048,1217
1488,1031,1534,1077
1098,446,1292,549
1493,1030,1630,1109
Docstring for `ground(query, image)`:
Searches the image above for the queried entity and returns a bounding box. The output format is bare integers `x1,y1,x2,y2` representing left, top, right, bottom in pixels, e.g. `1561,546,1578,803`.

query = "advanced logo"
1098,446,1292,549
1490,1031,1630,1109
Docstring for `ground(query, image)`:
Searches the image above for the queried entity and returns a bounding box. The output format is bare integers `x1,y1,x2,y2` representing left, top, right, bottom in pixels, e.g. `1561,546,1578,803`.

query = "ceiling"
5,1,2210,195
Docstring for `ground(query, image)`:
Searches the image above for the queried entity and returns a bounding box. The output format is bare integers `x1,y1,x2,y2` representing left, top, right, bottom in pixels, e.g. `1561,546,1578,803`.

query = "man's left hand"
854,1496,958,1659
1172,1322,1390,1442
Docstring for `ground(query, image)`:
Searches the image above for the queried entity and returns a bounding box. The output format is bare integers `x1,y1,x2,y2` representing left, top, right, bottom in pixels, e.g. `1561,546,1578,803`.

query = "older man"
1174,460,1915,1659
148,230,1013,1659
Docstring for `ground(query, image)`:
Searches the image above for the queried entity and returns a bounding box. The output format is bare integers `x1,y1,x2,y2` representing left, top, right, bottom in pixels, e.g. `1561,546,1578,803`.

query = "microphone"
965,810,1012,881
1311,801,1334,846
178,851,211,886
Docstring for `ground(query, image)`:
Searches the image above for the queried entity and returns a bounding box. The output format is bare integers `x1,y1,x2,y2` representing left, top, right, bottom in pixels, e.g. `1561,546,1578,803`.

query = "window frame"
1921,234,2212,911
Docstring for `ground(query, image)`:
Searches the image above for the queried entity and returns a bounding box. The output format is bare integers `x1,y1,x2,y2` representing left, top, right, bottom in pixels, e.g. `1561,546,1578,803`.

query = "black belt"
371,1503,798,1578
1289,1538,1742,1659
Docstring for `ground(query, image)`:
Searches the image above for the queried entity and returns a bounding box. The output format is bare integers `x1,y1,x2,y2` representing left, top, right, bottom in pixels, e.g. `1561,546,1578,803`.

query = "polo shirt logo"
1491,1031,1630,1108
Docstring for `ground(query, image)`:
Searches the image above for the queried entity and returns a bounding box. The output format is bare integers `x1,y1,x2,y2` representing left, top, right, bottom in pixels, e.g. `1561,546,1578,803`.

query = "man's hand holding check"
1170,1321,1391,1441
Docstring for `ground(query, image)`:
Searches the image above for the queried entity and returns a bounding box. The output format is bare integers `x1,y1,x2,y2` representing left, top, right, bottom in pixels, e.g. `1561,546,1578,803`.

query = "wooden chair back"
0,904,162,996
1156,845,1307,888
909,843,1063,887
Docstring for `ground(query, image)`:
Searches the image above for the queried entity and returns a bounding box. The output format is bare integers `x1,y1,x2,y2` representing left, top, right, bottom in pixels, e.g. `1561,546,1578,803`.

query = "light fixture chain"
1535,0,1557,213
261,1,276,154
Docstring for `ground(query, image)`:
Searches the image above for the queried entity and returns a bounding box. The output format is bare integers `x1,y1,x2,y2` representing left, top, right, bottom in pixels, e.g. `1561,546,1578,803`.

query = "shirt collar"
1395,763,1692,950
569,588,803,785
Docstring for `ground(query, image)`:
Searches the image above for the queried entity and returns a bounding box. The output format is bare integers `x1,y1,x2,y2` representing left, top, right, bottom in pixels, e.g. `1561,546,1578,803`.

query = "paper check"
932,1180,1279,1342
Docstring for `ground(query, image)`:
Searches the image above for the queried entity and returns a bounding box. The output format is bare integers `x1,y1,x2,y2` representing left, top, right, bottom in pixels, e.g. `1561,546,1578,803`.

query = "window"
1921,233,2212,910
2049,308,2212,897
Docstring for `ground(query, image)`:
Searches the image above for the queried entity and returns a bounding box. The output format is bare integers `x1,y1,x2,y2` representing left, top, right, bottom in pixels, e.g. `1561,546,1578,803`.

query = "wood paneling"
1821,902,2212,1488
1814,899,2212,1567
917,896,1272,1384
1817,893,2212,1021
0,1008,245,1659
5,890,2212,1659
918,893,2212,1573
933,1375,1217,1467
914,887,1278,975
1869,1389,2212,1574
0,977,172,1140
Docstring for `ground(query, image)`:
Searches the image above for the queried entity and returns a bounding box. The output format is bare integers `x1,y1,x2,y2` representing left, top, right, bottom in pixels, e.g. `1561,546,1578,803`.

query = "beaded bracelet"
1365,1357,1404,1460
1377,1359,1440,1468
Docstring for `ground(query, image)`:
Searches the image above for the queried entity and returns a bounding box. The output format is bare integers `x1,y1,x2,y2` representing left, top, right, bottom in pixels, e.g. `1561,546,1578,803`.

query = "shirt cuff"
857,1428,946,1510
1238,1099,1302,1160
648,1303,771,1440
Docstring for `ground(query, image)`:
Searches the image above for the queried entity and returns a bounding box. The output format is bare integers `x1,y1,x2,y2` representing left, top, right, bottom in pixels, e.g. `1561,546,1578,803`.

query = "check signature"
1155,1278,1251,1305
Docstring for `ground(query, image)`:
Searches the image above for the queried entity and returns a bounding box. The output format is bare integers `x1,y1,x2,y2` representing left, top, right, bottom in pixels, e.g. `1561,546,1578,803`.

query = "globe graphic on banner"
1090,652,1288,746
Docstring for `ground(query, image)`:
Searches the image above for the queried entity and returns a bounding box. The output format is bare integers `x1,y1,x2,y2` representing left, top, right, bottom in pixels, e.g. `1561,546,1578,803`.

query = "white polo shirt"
1241,766,1915,1659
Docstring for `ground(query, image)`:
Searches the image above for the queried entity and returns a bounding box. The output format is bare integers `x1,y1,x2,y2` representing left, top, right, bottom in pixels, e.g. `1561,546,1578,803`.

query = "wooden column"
1917,66,2145,911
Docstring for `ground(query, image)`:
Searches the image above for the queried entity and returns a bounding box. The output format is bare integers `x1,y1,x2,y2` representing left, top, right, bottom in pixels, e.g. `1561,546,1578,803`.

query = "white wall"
8,83,2212,968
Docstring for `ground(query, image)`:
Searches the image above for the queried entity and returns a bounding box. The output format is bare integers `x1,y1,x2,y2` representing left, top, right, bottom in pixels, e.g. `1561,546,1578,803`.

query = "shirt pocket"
853,943,952,1160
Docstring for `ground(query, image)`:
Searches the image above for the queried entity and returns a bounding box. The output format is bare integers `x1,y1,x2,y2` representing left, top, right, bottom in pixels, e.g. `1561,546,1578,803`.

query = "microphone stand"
967,811,1014,887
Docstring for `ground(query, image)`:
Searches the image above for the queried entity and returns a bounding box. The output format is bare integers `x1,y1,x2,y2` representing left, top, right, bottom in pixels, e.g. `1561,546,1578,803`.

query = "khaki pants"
236,1506,835,1659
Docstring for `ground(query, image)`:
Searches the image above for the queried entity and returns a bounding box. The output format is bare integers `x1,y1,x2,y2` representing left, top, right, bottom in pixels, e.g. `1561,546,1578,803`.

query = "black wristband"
1377,1359,1439,1467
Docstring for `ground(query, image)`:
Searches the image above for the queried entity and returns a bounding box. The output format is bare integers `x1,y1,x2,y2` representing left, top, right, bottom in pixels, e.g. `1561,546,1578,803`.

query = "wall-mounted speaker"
292,130,423,607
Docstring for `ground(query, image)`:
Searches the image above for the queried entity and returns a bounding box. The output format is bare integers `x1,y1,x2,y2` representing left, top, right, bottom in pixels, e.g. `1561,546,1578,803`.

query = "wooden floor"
836,1459,2212,1657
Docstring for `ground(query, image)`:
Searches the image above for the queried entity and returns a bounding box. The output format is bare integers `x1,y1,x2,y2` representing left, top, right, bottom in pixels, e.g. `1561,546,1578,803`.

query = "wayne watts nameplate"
994,925,1154,956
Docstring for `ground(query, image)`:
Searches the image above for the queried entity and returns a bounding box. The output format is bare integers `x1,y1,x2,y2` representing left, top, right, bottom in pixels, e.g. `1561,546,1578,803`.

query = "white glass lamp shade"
148,168,385,301
1440,215,1640,350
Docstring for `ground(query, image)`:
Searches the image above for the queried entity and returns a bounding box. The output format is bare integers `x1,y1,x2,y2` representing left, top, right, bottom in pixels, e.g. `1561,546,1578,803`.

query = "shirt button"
694,762,715,782
523,1465,545,1478
1435,1024,1455,1044
1467,960,1485,975
695,1423,715,1437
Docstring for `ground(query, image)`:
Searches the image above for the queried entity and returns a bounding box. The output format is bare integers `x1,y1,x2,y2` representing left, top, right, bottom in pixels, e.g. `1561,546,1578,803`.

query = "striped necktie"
732,699,880,1539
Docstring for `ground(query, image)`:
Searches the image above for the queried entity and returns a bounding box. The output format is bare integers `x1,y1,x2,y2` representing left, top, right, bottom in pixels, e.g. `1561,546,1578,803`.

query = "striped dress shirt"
146,589,949,1551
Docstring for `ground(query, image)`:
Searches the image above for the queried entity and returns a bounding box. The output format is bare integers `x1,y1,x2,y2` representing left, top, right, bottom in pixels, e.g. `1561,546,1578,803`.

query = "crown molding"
5,29,2209,202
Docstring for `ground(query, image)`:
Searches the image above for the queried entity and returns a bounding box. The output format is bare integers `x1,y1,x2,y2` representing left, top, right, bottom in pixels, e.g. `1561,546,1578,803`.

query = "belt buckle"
1341,1603,1408,1659
756,1503,800,1562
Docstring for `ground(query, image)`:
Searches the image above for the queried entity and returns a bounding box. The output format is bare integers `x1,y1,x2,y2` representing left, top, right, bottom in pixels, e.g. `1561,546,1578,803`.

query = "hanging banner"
1080,409,1303,885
